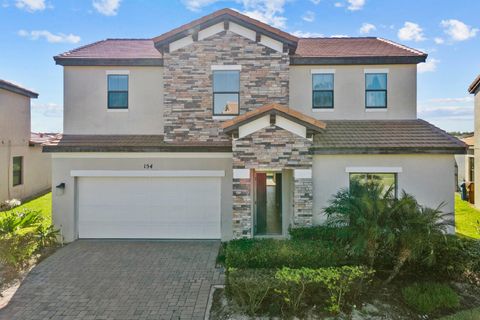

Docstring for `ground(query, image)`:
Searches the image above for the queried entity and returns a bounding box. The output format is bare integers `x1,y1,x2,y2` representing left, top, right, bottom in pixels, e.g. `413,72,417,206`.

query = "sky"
0,0,479,133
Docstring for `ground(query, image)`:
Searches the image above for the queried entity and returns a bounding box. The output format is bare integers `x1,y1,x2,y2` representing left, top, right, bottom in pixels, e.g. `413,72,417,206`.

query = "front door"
255,171,282,235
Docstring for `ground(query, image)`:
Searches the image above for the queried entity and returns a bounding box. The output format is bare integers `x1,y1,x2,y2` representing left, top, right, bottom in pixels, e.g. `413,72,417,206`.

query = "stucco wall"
0,88,31,143
313,154,456,229
475,89,480,208
51,154,233,242
0,145,51,202
63,66,164,135
289,64,417,120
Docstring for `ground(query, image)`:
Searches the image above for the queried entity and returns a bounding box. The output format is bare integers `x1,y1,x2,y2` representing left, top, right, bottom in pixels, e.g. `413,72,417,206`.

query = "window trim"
349,172,398,197
107,74,129,109
365,73,387,109
312,73,334,109
212,70,240,116
12,156,23,187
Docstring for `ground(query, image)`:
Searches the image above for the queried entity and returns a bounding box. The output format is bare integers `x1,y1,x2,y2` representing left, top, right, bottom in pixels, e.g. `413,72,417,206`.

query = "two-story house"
45,9,465,242
0,79,52,202
469,74,480,207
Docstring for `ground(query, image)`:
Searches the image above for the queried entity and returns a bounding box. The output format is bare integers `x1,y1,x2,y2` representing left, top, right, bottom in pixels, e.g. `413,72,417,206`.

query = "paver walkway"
0,240,224,320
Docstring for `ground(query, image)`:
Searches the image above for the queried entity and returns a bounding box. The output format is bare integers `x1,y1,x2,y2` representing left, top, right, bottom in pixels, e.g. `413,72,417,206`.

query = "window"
312,73,334,108
12,156,22,187
365,73,387,108
213,70,240,115
107,75,128,109
349,172,397,196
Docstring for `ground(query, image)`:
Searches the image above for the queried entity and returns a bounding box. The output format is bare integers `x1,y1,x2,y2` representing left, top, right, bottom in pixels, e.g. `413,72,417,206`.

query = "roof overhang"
468,75,480,94
153,8,298,52
311,146,467,155
291,55,427,65
0,80,38,98
53,57,164,67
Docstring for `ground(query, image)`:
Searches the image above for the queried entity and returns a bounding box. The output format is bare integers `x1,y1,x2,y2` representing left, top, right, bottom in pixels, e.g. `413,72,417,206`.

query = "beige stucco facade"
313,154,456,230
63,66,164,135
289,64,417,120
51,154,233,242
0,88,51,202
474,88,480,208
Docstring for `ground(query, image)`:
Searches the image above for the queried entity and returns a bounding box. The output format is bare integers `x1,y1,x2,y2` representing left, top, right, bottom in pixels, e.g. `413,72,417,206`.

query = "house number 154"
144,163,153,169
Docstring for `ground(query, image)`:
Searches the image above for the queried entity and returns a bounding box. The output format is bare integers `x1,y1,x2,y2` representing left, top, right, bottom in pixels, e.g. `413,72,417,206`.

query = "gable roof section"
468,74,480,94
312,119,466,154
0,79,38,98
54,39,163,66
293,37,427,64
221,103,326,134
153,8,298,49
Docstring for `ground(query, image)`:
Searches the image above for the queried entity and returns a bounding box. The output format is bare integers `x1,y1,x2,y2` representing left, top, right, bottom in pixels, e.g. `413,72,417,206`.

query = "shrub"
225,239,348,269
289,225,351,243
0,233,37,270
227,268,276,315
402,282,460,315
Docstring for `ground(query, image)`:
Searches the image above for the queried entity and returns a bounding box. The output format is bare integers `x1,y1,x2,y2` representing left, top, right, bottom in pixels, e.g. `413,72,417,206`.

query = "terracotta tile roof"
42,135,232,152
0,79,38,98
153,8,298,45
312,119,466,154
29,132,59,146
295,37,426,58
54,39,162,65
468,74,480,94
221,103,326,132
461,136,474,147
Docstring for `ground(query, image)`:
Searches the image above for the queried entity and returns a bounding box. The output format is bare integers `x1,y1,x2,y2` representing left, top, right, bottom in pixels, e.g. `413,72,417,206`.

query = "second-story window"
365,73,387,108
312,73,334,109
108,75,128,109
213,70,240,116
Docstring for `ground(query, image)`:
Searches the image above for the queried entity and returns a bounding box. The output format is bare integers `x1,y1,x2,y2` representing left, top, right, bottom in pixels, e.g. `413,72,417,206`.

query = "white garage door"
77,176,221,239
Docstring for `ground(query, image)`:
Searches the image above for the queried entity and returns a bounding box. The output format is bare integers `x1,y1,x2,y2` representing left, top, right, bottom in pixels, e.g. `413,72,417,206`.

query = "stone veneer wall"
232,125,313,238
163,30,289,143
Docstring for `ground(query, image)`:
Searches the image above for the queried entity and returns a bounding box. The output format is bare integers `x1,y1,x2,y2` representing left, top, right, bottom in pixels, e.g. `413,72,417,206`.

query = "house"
0,79,53,202
454,135,474,192
44,9,466,242
469,74,480,208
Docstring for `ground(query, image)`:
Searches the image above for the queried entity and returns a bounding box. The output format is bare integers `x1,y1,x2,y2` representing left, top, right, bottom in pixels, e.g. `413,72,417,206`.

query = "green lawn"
455,193,480,239
2,192,52,225
440,307,480,320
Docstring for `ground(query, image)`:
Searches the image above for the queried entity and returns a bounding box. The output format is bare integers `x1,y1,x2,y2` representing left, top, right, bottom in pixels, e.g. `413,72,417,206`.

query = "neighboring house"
469,74,480,208
0,80,52,202
454,135,474,187
44,9,466,242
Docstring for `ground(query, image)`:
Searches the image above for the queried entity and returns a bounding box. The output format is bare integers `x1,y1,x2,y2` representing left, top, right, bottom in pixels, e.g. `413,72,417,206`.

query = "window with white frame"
365,73,387,108
349,172,397,196
312,73,334,109
107,75,129,109
212,70,240,116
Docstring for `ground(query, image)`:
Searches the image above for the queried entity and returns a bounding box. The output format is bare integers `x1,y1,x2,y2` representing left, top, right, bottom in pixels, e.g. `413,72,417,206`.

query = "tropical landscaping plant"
402,282,460,314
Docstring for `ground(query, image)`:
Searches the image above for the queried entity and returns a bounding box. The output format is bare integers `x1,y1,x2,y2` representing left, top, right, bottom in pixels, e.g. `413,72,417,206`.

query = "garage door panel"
77,176,221,239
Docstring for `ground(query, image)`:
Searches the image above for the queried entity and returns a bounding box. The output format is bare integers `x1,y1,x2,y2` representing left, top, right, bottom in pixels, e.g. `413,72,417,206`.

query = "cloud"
302,10,315,22
417,58,439,73
32,103,63,117
181,0,219,12
310,0,321,4
441,19,478,41
434,37,444,44
292,30,323,38
330,34,349,38
18,29,81,44
397,21,426,42
334,2,343,7
359,23,376,34
429,97,474,104
418,106,473,121
92,0,120,16
15,0,45,12
347,0,365,11
241,0,288,29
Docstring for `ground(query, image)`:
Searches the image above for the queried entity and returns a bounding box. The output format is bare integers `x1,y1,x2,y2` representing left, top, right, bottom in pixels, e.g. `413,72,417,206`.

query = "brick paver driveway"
0,240,224,320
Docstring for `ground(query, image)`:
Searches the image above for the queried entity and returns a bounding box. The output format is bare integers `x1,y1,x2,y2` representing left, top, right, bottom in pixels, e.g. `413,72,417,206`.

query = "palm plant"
384,192,450,284
0,210,42,236
324,179,396,267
